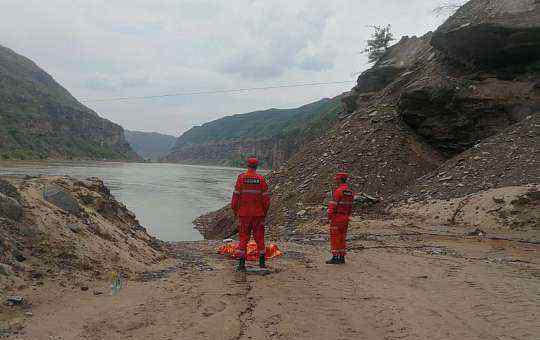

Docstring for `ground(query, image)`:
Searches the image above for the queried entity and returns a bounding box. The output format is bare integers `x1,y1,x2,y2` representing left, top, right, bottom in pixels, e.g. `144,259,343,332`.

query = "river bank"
1,176,539,339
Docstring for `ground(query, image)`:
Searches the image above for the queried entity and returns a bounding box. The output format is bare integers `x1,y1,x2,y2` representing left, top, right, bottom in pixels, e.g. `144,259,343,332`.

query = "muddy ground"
2,217,539,340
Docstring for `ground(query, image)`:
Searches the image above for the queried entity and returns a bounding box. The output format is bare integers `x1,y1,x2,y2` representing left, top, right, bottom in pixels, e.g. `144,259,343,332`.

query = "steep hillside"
163,97,343,168
196,0,540,239
125,130,176,161
0,45,139,160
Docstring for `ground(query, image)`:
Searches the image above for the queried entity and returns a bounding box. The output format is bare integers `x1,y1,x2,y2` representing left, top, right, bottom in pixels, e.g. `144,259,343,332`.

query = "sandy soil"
4,220,539,340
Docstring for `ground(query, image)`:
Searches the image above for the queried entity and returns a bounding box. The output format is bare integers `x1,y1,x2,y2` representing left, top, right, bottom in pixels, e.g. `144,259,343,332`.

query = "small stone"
0,193,23,221
6,296,24,305
467,228,485,236
80,286,89,291
67,223,81,233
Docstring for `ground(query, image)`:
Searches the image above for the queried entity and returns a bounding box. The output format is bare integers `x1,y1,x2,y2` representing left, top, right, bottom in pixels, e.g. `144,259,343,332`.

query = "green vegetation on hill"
174,97,343,146
165,96,344,168
0,45,138,161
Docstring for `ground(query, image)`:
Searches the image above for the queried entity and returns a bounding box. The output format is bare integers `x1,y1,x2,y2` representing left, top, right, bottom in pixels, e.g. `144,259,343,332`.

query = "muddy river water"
0,161,244,241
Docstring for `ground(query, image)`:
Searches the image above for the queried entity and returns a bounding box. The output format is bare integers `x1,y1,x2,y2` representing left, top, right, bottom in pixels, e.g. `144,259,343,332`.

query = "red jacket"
328,183,354,222
231,169,270,217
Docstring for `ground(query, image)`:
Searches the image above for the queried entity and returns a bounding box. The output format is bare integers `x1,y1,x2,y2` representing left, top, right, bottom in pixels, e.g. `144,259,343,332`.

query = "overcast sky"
0,0,447,136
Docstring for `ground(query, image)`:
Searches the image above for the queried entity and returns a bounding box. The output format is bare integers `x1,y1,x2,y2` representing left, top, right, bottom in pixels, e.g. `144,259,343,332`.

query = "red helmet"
247,157,259,167
334,172,348,181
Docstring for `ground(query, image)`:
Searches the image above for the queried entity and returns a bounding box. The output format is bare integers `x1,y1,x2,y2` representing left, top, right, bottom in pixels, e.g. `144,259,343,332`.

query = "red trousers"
330,218,349,256
238,216,265,258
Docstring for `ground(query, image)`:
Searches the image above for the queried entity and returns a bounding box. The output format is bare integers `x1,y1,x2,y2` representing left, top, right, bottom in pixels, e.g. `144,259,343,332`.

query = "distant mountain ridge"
163,97,343,168
125,130,176,161
0,45,139,160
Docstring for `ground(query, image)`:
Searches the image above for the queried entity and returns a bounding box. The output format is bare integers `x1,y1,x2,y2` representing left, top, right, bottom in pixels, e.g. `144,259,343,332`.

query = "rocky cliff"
196,0,540,239
0,45,139,160
163,97,343,168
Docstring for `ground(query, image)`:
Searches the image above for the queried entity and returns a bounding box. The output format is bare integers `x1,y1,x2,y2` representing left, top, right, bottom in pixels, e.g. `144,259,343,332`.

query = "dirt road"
6,221,540,340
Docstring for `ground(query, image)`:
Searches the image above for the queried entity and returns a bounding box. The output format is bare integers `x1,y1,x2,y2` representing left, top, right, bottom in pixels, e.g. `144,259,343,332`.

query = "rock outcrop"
431,0,540,68
399,78,539,155
0,45,139,160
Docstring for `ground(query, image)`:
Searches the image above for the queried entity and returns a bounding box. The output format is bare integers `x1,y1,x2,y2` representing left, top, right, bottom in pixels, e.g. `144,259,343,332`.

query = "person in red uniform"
231,157,270,271
326,172,354,265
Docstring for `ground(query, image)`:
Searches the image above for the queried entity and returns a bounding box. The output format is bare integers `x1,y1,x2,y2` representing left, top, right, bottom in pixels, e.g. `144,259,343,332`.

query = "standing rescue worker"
231,157,270,271
326,172,354,265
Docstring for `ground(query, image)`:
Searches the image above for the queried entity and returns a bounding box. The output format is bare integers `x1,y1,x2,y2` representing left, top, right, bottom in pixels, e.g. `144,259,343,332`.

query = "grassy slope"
173,97,343,147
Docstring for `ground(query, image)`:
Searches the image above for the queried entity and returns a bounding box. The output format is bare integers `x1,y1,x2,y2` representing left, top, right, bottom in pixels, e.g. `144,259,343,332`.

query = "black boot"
325,255,340,265
339,255,345,264
237,257,246,272
259,254,266,268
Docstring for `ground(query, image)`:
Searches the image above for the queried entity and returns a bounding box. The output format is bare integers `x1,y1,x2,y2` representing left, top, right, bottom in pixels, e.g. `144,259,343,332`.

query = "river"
0,161,244,241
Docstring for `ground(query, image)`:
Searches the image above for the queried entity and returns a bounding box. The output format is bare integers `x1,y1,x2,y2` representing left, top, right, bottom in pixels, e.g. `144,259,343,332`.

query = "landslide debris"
0,176,165,292
196,0,539,240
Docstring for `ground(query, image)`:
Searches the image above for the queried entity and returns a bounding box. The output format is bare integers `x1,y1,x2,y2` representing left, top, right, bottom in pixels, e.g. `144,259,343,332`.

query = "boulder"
0,193,23,221
43,185,80,215
0,178,21,201
431,0,540,68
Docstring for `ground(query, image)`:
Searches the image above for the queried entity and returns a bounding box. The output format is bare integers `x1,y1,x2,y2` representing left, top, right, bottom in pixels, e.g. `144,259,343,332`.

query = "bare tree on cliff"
362,25,394,64
433,0,466,17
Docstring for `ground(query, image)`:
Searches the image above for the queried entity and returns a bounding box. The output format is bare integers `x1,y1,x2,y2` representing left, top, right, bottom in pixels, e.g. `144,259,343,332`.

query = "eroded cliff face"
0,45,139,160
164,136,301,169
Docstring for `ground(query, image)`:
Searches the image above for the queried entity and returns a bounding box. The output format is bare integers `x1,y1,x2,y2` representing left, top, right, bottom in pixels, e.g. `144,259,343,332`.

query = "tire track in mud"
461,270,540,340
232,272,255,340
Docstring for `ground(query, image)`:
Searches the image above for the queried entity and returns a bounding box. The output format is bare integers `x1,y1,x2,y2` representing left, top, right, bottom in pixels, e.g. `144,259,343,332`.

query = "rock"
354,193,378,205
493,196,505,204
398,82,534,156
93,290,103,296
13,251,26,262
0,179,21,201
297,210,307,217
431,0,540,68
67,223,82,233
43,185,80,215
6,296,24,306
80,286,89,291
342,35,432,113
0,193,23,221
467,228,485,236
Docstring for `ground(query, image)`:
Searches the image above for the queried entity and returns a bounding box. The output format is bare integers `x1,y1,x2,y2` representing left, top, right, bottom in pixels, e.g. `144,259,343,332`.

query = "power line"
81,80,354,103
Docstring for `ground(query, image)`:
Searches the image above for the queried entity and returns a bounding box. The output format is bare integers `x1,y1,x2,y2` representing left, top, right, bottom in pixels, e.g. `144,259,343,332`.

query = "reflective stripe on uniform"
240,189,263,194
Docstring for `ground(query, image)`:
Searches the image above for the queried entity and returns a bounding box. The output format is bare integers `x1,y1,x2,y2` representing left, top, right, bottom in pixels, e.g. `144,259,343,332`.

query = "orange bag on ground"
218,240,283,261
